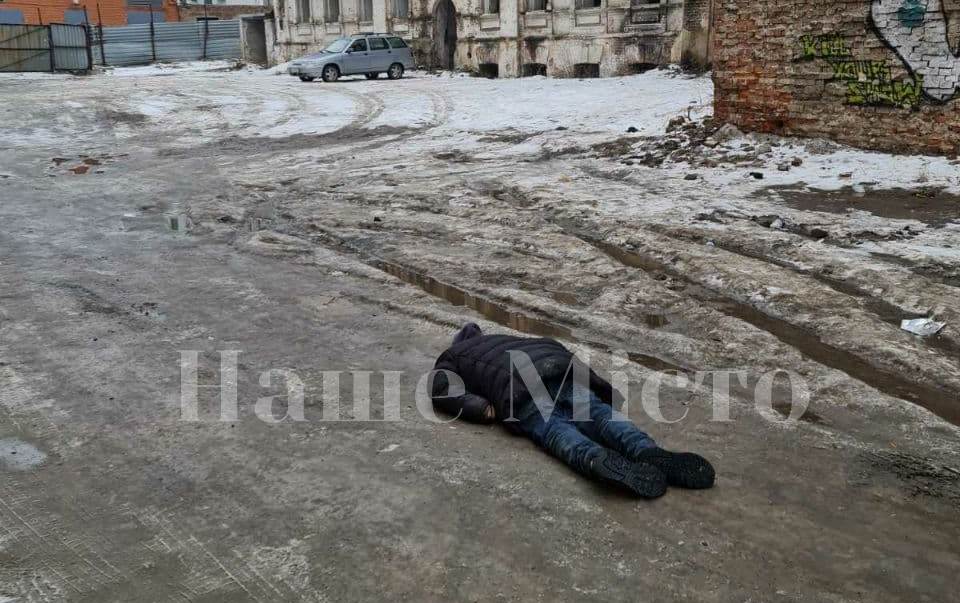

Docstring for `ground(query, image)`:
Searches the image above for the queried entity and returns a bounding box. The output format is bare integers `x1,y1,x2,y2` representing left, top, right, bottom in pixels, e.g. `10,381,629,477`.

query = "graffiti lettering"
799,30,923,109
829,59,891,83
800,34,852,60
847,75,925,109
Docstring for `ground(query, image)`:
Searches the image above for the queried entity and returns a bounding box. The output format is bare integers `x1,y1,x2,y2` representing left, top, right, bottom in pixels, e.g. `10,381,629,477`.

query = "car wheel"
365,73,379,80
387,63,404,80
322,64,340,83
298,76,315,82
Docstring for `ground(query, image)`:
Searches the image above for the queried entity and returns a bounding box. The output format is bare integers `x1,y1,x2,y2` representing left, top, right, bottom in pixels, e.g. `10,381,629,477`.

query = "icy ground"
1,65,959,602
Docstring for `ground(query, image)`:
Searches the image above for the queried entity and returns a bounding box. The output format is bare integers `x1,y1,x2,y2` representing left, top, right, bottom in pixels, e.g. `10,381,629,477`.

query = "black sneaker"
634,448,715,490
588,449,667,499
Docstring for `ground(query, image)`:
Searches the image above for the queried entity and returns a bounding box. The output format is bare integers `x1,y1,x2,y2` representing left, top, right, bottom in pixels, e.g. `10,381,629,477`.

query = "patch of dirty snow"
106,60,238,77
0,438,47,471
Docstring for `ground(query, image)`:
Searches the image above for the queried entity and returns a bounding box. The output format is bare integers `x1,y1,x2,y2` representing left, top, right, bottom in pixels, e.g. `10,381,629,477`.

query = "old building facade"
265,0,713,77
713,0,960,155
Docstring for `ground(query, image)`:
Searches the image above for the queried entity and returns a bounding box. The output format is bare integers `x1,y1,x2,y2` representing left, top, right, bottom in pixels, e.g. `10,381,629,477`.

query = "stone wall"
713,0,960,156
267,0,711,77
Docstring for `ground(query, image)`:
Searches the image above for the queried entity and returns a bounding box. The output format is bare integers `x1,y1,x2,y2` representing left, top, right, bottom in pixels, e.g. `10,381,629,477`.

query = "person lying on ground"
430,323,715,499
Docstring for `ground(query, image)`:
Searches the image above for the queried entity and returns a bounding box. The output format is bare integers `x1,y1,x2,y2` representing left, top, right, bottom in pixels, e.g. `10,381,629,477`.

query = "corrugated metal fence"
0,23,92,72
90,20,241,67
0,20,240,72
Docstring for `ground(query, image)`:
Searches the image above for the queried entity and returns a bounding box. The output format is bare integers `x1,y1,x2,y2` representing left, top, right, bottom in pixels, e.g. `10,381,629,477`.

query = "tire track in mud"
330,86,386,128
643,224,960,358
270,224,693,376
0,478,117,599
691,206,960,290
561,228,960,426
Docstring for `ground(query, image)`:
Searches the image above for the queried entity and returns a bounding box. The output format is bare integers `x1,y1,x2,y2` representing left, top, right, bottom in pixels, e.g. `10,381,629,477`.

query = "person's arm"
432,354,496,424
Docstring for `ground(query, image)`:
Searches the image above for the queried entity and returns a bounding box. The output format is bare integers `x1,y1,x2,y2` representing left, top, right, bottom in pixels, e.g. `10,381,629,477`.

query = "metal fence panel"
50,24,90,71
155,22,203,62
2,20,240,71
203,21,241,60
101,23,154,66
0,24,50,72
94,20,240,67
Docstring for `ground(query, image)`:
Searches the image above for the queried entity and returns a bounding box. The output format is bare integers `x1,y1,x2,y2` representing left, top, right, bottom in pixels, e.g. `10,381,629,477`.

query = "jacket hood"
452,323,483,345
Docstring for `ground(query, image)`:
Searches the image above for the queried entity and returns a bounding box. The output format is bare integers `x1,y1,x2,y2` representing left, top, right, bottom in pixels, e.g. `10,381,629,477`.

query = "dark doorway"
432,0,457,70
478,62,498,78
241,16,267,66
627,62,657,74
573,63,600,78
521,63,547,77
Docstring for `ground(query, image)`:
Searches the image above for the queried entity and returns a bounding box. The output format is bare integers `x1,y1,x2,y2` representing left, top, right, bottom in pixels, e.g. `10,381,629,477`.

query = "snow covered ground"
1,62,959,602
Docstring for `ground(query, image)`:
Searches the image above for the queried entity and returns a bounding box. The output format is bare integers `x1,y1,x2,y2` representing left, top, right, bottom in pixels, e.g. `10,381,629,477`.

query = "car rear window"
369,37,389,51
387,37,408,49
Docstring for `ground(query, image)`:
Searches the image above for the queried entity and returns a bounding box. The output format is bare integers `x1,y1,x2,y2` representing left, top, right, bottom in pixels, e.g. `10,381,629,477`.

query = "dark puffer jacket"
431,325,621,431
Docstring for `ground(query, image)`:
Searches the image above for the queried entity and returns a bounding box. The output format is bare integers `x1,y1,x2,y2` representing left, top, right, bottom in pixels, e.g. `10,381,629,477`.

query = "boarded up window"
359,0,373,22
127,11,166,24
0,9,24,25
297,0,312,22
64,10,88,24
325,0,339,22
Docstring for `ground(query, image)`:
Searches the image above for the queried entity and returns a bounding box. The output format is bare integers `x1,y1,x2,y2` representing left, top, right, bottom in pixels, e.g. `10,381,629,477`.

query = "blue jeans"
514,382,656,477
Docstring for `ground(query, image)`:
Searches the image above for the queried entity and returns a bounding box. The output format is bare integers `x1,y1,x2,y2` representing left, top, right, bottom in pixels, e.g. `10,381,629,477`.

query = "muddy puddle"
373,260,688,374
585,237,960,427
380,257,826,418
760,185,960,227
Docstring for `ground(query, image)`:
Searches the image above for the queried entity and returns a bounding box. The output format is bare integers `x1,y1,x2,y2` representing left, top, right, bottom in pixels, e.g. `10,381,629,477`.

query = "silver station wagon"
288,33,416,83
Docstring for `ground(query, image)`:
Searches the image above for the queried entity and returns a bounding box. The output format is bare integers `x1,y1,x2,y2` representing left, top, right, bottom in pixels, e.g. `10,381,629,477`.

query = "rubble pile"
619,116,807,172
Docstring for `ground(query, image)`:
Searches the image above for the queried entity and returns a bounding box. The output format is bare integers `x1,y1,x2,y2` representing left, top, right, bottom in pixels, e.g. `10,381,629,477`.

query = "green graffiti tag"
799,32,923,109
800,34,853,59
829,60,891,83
847,75,925,109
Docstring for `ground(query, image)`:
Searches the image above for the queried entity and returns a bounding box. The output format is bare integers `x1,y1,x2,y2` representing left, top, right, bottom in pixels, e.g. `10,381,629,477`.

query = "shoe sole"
637,450,716,490
592,450,667,499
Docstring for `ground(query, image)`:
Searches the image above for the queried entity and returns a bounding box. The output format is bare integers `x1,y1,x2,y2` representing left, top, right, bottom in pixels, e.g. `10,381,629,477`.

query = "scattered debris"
750,172,764,180
713,123,743,143
901,318,946,337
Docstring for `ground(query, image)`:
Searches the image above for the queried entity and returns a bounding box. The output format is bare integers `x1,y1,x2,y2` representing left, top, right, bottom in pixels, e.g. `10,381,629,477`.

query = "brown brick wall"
2,0,180,26
712,0,960,156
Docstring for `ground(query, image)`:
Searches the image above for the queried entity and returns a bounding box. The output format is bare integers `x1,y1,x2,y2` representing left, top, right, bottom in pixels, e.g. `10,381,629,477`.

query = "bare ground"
1,66,959,602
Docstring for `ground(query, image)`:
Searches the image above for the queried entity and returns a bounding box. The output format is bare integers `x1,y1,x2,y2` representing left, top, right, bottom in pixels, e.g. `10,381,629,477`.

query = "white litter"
900,318,946,337
378,444,399,453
